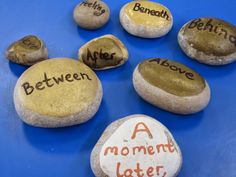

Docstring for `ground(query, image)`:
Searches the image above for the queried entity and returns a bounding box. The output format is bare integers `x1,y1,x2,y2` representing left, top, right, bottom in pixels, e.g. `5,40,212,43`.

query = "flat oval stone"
120,1,173,38
73,0,110,30
91,114,182,177
133,58,210,114
14,58,103,128
79,34,128,70
178,18,236,65
6,35,48,66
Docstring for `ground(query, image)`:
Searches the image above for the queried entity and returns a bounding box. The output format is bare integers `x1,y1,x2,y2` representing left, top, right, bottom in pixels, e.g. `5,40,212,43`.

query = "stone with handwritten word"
91,114,182,177
178,18,236,65
79,34,128,70
73,0,110,30
120,1,173,38
5,35,48,66
133,58,210,114
14,58,103,128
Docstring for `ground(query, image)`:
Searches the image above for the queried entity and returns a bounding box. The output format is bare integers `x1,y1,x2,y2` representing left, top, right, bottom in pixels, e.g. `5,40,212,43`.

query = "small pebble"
178,17,236,65
120,1,173,38
79,34,128,70
73,0,110,30
6,35,48,66
14,58,103,128
133,58,210,114
91,114,182,177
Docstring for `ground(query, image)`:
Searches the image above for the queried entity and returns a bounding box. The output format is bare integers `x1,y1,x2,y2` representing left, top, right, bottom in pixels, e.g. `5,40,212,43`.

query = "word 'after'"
80,1,106,16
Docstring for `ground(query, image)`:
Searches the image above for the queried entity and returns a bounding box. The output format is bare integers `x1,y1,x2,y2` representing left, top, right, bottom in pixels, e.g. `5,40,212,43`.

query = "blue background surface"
0,0,236,176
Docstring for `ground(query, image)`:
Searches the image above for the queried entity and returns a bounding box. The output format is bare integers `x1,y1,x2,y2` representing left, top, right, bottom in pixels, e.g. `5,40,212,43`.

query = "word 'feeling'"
80,1,106,16
103,122,174,177
21,72,92,96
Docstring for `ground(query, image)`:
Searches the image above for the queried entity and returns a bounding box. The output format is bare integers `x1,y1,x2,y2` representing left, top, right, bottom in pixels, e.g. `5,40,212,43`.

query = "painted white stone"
91,114,182,177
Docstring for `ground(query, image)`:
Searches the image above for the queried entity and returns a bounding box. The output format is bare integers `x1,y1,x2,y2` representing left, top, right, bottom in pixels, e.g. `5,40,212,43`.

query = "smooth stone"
73,0,110,30
120,1,173,38
79,34,128,70
178,18,236,65
91,114,182,177
6,35,48,66
14,58,103,128
133,58,210,114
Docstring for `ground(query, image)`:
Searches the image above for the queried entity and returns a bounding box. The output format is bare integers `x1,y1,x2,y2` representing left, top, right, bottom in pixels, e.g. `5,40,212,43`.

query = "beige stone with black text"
133,58,210,114
178,18,236,65
79,34,128,70
120,1,173,38
14,58,103,128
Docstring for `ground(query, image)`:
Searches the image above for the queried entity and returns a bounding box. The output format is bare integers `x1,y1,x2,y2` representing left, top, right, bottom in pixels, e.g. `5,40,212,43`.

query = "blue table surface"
0,0,236,176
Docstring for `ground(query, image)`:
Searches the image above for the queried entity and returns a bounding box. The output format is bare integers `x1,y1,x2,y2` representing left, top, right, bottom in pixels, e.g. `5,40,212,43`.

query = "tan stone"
79,34,128,70
14,58,103,128
133,58,210,114
6,35,48,66
178,18,236,65
120,1,173,38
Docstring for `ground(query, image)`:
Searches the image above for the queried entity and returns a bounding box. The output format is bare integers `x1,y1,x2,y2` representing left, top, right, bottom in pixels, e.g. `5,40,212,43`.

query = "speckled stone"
73,0,110,30
14,58,103,128
6,35,48,66
133,58,211,114
91,114,182,177
178,18,236,65
79,34,128,70
120,1,173,38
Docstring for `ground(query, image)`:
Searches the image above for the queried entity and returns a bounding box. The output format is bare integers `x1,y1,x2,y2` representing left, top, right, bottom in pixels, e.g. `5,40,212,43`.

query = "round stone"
14,58,103,128
91,114,182,177
78,34,129,70
5,35,48,66
73,0,110,30
133,58,210,114
119,1,173,38
178,18,236,65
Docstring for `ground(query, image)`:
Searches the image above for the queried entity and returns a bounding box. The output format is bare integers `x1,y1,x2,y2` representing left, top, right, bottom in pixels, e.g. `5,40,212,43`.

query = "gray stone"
73,0,110,30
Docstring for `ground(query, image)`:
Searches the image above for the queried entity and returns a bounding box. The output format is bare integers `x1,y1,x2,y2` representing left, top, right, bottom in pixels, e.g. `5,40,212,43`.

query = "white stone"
91,114,182,177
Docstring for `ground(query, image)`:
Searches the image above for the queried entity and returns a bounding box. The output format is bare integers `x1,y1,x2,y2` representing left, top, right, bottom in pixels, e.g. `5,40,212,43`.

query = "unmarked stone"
6,35,48,66
120,1,173,38
79,34,128,70
73,0,110,30
14,58,103,128
91,114,182,177
133,58,210,114
178,18,236,65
